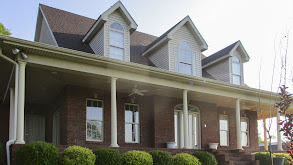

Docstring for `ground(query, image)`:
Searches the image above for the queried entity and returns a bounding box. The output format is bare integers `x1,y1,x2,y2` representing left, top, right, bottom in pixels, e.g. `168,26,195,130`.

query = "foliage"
173,153,201,165
61,145,95,165
258,136,264,144
15,141,59,165
0,23,11,35
273,153,291,165
192,151,217,165
254,152,275,165
93,148,123,165
149,150,173,165
123,150,153,165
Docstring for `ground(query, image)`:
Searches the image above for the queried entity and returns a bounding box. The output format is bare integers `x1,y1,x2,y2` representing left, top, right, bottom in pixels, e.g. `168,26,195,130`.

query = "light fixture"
21,52,28,59
12,48,20,54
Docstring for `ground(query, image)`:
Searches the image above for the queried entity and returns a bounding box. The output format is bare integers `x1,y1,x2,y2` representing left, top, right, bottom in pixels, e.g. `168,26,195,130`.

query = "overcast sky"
1,0,293,141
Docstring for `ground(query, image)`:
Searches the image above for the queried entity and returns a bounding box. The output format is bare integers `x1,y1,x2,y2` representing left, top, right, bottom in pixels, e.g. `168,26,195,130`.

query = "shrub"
16,141,59,165
62,145,95,165
93,148,123,165
173,153,201,165
254,152,275,165
273,153,291,165
149,150,173,165
123,150,153,165
192,151,217,165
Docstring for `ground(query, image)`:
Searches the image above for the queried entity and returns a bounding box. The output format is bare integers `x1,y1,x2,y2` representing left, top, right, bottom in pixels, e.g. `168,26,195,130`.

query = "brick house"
0,1,283,164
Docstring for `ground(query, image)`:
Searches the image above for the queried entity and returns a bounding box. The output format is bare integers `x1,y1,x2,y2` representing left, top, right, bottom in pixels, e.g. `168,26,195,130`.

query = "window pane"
175,48,179,72
110,31,124,47
179,63,192,75
232,63,241,75
125,124,132,142
180,41,191,50
193,52,196,76
220,119,228,130
241,119,248,131
87,121,102,141
110,22,123,31
134,124,139,142
233,75,241,85
232,56,240,63
180,49,192,63
125,110,133,123
220,131,228,146
110,46,124,60
241,132,248,146
134,111,139,124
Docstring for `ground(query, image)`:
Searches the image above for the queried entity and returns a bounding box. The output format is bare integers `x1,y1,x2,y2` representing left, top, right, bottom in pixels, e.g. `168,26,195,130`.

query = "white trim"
142,36,170,56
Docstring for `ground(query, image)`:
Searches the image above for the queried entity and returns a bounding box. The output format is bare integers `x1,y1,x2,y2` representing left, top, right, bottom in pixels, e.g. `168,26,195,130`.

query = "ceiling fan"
128,85,148,96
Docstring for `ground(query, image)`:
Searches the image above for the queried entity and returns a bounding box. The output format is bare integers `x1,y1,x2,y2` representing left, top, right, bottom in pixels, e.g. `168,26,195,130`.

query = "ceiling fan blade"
138,90,148,93
137,92,144,96
128,93,134,96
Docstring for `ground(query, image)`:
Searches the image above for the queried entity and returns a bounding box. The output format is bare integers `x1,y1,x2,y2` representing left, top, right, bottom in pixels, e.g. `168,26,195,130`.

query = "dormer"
82,1,137,62
202,41,250,85
142,16,208,77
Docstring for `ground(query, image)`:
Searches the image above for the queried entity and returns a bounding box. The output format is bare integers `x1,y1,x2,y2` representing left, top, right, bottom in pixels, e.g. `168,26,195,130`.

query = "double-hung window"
110,22,124,60
232,56,241,85
125,104,139,143
219,115,229,146
241,117,249,146
86,99,103,141
175,41,197,76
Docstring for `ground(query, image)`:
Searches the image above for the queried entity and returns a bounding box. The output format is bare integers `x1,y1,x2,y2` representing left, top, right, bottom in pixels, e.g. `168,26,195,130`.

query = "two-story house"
0,1,283,164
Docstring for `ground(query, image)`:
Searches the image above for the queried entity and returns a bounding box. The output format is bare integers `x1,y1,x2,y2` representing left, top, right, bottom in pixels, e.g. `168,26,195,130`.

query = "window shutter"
193,52,197,76
175,48,179,72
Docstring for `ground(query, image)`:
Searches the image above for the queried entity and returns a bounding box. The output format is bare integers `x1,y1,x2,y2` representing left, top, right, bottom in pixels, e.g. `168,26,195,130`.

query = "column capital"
183,89,188,93
18,61,27,66
111,77,118,81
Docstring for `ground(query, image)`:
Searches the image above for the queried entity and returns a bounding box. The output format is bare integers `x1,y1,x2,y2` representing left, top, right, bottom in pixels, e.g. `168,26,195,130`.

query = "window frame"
219,115,229,146
175,41,197,76
86,98,104,142
241,117,249,147
109,22,124,60
124,103,140,143
231,56,241,85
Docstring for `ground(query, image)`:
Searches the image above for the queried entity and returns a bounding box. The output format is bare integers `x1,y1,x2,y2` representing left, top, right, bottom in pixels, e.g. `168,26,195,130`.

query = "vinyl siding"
230,48,244,85
39,17,58,46
169,25,202,77
149,43,169,70
205,59,230,83
104,10,130,62
89,26,104,56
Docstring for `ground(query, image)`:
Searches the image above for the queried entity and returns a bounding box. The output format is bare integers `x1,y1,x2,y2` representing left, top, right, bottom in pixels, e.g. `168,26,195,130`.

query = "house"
0,1,286,164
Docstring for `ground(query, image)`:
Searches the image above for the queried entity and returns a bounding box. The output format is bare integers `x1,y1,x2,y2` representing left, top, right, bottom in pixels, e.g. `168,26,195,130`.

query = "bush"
93,148,123,165
16,141,59,165
62,145,95,165
173,153,201,165
192,151,217,165
123,150,153,165
273,153,291,165
254,152,275,165
149,150,173,165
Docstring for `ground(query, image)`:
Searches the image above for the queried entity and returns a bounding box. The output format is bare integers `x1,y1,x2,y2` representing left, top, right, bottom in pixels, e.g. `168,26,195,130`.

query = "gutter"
0,48,19,165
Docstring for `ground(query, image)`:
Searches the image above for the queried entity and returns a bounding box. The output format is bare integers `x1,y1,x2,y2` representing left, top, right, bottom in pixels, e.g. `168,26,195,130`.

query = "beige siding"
89,26,104,56
149,43,169,70
104,10,130,62
230,48,244,85
169,25,202,77
205,59,230,83
39,18,58,46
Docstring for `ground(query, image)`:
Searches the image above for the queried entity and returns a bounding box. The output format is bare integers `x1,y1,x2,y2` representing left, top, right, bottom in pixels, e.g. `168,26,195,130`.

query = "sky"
1,0,293,142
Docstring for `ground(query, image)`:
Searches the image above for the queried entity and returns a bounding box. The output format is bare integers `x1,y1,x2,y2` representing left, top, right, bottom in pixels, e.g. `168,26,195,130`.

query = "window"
241,117,249,146
125,104,139,143
175,41,197,76
232,56,241,85
110,22,124,60
219,115,229,146
86,99,103,141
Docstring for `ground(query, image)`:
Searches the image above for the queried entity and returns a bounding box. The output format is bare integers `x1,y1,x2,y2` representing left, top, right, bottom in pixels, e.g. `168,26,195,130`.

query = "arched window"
232,56,241,85
110,22,124,60
175,41,197,76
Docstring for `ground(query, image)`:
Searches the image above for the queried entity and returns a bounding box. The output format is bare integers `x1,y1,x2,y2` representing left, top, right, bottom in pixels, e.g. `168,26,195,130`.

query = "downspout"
0,48,19,165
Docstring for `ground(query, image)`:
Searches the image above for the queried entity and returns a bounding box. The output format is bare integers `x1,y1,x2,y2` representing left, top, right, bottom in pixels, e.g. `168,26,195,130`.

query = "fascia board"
229,41,250,62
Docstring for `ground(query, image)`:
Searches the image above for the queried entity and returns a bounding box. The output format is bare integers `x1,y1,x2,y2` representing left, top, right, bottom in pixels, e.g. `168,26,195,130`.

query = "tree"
0,23,11,35
258,136,264,144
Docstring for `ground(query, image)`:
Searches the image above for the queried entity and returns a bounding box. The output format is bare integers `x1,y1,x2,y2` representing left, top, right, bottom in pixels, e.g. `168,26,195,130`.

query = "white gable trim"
83,1,137,43
229,41,250,62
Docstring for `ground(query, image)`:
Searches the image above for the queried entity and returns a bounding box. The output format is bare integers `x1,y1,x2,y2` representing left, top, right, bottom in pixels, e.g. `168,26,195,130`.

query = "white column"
110,77,119,147
15,61,26,144
236,98,242,149
178,111,184,148
277,109,283,151
9,88,15,140
183,89,189,148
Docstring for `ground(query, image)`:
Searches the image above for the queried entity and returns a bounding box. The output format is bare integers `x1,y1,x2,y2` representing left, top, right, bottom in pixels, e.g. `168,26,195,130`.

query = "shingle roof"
39,4,158,66
202,41,239,66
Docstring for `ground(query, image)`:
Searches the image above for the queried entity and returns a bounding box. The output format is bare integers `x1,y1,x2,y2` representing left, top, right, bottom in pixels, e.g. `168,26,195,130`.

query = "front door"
188,112,199,149
25,115,45,143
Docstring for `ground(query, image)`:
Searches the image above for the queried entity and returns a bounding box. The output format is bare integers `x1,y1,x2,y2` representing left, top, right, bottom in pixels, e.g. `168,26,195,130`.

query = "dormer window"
110,22,124,60
175,41,196,76
232,56,241,85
